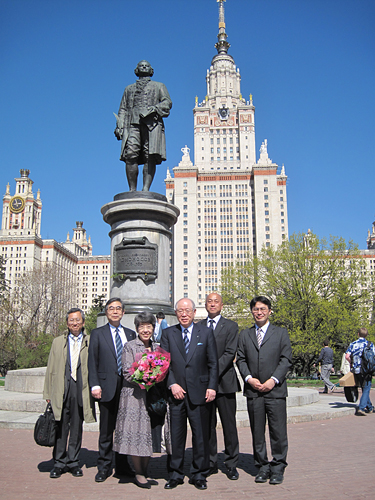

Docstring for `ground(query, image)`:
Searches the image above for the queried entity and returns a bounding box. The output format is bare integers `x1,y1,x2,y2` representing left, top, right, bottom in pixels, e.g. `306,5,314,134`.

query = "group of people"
43,293,293,489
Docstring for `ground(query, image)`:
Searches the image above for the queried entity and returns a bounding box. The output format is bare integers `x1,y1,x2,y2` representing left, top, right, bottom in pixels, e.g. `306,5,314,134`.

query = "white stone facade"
0,170,110,313
165,1,289,317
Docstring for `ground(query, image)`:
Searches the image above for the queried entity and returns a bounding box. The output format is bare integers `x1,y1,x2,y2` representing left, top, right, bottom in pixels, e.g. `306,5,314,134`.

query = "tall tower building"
165,0,289,317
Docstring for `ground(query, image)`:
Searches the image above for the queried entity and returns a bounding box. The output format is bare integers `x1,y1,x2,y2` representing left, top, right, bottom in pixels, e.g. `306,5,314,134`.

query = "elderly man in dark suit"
237,296,292,485
201,292,240,480
43,308,95,479
160,298,218,490
88,297,136,482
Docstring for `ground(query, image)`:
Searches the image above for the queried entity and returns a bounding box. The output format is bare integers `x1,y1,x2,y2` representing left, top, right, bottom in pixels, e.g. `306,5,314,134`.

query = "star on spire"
215,0,230,54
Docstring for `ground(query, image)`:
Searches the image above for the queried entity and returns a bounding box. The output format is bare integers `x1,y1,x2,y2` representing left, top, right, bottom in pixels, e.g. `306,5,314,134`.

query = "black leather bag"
146,383,167,418
34,402,57,447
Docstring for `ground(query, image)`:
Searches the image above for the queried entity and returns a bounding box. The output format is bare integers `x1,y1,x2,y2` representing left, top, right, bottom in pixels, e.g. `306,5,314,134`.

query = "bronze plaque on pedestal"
113,236,158,282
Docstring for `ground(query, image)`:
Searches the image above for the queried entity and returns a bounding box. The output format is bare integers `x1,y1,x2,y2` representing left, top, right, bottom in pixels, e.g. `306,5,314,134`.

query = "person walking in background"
153,311,169,343
43,308,95,479
345,327,375,416
314,339,335,393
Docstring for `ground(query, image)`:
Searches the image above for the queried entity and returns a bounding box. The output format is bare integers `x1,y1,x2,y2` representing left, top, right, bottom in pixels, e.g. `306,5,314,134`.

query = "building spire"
215,0,230,54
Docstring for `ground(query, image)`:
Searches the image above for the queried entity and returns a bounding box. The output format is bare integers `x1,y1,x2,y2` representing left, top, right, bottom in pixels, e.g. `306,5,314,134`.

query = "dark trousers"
53,378,83,469
97,376,129,473
209,392,239,468
247,397,288,474
169,395,211,481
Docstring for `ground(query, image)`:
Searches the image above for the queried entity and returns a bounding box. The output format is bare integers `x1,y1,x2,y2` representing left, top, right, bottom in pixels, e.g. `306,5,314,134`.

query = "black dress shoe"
95,469,111,482
50,467,64,479
225,467,239,480
164,478,183,489
70,466,83,477
269,473,284,485
208,464,218,476
255,470,270,483
189,478,207,490
134,476,151,489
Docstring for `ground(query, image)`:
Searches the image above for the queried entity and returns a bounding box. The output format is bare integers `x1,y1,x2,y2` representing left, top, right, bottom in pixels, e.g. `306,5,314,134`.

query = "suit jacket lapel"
215,317,226,338
186,324,200,363
261,323,274,346
249,326,259,350
174,325,187,359
104,324,117,361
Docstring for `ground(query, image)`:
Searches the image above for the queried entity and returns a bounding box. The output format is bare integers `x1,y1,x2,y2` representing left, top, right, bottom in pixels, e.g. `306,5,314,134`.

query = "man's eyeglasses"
107,306,123,312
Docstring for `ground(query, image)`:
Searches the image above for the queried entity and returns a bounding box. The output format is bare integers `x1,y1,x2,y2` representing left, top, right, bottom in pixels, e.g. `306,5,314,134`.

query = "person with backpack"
345,327,375,416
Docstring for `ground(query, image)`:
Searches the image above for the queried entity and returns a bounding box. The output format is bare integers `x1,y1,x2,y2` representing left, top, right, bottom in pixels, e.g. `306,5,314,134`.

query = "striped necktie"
115,327,123,375
70,337,79,381
183,329,190,354
256,328,263,348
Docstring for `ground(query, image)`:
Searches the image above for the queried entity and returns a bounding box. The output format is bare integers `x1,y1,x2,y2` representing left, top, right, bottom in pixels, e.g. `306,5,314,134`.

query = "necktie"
183,329,190,354
256,328,263,348
209,319,215,330
115,327,123,375
70,337,79,381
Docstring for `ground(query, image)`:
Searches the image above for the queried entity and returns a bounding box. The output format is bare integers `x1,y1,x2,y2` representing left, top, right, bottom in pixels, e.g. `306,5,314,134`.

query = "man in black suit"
160,298,218,490
43,308,95,478
236,296,292,485
88,297,136,482
201,292,240,480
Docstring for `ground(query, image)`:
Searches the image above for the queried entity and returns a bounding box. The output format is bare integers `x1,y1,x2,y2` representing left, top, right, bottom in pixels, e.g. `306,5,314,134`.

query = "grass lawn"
286,376,341,388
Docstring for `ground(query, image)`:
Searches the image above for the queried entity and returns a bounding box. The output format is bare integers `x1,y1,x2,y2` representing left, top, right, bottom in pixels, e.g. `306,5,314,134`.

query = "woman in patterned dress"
113,311,166,488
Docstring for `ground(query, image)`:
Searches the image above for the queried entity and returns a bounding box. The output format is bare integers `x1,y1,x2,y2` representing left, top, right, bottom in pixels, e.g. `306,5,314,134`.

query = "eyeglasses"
176,309,193,314
107,306,123,312
252,307,269,313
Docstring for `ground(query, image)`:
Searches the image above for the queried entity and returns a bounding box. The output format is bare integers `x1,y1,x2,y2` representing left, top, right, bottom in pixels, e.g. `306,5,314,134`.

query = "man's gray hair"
66,308,85,322
175,298,195,310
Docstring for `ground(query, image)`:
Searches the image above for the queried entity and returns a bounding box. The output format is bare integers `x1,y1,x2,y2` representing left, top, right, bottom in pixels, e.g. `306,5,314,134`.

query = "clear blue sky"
1,0,374,255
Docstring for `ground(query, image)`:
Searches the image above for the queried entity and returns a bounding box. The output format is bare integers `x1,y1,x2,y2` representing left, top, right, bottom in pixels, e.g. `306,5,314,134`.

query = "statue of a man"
114,60,172,191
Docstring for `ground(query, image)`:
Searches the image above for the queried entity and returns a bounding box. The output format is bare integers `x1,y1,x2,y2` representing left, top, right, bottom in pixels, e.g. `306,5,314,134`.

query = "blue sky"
1,0,374,255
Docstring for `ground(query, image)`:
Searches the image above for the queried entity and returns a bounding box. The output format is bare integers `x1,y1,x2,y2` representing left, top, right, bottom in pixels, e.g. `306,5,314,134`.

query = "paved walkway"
1,408,375,500
1,387,374,499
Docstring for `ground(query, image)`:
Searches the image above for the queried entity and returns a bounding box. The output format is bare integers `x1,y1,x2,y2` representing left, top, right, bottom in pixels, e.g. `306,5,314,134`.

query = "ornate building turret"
1,169,42,237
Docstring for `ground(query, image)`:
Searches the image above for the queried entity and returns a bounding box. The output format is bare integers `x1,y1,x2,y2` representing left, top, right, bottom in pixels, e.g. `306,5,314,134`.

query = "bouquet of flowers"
129,346,170,391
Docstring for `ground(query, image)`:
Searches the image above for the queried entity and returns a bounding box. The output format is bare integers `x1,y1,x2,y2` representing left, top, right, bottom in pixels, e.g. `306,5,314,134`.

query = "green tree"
220,232,375,376
84,294,106,335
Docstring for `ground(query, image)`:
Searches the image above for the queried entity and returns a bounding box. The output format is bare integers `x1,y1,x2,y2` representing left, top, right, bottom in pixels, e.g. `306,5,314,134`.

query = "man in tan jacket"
43,308,95,479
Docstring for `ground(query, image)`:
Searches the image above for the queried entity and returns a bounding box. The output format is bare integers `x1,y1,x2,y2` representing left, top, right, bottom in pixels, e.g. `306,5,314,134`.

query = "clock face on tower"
10,196,25,214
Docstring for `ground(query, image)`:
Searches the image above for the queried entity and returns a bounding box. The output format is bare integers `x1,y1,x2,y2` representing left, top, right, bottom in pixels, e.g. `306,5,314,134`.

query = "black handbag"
34,402,57,447
146,383,167,418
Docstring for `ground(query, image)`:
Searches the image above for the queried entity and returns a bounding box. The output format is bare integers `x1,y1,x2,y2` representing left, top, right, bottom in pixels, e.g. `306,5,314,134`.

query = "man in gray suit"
201,292,240,480
237,296,292,485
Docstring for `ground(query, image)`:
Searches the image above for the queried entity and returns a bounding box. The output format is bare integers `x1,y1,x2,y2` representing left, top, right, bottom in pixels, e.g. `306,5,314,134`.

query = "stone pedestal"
100,192,179,330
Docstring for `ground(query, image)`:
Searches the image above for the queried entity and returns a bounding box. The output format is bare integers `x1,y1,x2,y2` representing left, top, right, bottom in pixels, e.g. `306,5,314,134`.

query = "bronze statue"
114,60,172,192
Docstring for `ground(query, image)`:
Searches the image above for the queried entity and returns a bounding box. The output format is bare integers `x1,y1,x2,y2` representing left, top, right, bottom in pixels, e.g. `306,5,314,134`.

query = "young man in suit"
237,296,292,485
88,297,136,482
160,298,218,490
44,308,95,478
201,292,240,480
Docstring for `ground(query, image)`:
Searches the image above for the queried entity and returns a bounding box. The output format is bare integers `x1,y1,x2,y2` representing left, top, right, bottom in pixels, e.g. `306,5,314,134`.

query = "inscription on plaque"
113,236,158,282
